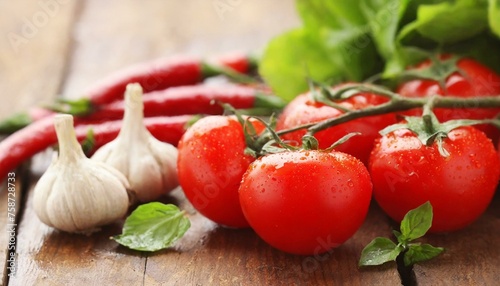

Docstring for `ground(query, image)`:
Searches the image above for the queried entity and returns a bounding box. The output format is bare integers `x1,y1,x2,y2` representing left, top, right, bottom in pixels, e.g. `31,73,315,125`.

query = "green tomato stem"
300,83,500,136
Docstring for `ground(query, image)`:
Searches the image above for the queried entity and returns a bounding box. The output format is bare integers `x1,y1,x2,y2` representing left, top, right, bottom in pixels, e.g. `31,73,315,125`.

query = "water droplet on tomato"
347,179,354,187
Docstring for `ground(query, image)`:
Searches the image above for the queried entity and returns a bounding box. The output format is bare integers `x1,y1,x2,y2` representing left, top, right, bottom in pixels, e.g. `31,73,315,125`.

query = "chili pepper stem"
200,61,257,84
49,98,94,116
253,92,286,110
0,112,33,134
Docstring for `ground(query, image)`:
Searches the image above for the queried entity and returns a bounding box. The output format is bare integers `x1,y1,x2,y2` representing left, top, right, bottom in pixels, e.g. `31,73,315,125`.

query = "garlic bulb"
91,83,178,202
33,114,130,234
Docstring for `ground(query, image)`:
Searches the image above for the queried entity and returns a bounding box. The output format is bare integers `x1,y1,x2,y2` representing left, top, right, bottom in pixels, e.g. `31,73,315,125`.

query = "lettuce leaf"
260,0,500,101
400,0,488,45
259,28,339,102
488,0,500,37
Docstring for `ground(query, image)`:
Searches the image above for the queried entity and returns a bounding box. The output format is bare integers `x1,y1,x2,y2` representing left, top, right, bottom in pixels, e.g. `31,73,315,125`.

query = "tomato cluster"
177,56,500,255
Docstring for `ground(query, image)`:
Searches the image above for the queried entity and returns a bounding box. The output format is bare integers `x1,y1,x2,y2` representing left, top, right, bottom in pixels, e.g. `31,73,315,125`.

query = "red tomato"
177,115,264,228
369,125,500,233
276,84,396,165
239,150,372,255
397,56,500,141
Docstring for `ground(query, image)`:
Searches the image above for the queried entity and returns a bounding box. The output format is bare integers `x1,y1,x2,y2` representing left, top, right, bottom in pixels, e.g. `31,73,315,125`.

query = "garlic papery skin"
33,114,130,234
91,83,179,203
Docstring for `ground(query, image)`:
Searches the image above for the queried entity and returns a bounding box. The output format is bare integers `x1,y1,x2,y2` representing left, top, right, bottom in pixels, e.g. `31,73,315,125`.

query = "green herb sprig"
359,202,444,267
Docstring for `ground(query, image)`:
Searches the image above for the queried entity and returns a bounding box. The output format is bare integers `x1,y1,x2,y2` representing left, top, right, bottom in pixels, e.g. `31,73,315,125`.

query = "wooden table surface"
0,1,499,285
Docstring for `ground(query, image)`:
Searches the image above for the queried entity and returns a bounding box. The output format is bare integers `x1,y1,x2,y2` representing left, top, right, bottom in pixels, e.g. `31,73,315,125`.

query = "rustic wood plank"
9,188,146,286
0,0,80,119
413,192,500,285
62,0,301,99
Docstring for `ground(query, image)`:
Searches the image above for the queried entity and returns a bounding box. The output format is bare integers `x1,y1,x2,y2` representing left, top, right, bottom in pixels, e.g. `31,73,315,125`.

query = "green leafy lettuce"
260,0,500,101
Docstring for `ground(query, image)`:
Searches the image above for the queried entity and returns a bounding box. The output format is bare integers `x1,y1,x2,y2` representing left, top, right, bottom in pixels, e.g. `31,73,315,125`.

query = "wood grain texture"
61,0,301,99
413,192,500,286
0,0,79,120
8,187,146,286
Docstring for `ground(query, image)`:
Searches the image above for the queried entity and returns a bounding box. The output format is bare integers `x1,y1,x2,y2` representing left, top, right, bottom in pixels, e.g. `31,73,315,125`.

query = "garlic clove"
148,138,179,192
45,164,128,232
32,165,58,226
91,83,179,202
33,114,130,234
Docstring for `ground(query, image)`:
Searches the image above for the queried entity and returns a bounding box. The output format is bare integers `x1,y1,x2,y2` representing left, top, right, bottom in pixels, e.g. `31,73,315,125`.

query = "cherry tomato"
397,56,500,141
369,125,500,233
177,115,264,228
276,84,396,165
239,150,372,255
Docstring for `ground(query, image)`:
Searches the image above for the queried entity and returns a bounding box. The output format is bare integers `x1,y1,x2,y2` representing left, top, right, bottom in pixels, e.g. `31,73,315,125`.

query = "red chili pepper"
0,52,257,134
84,56,201,106
83,52,257,106
76,84,284,123
213,51,257,74
0,115,195,180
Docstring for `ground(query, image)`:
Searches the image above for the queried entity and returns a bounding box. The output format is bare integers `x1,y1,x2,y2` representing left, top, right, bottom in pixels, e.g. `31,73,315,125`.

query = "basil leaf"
400,201,433,241
392,230,405,244
112,202,190,252
359,237,402,266
404,243,445,266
